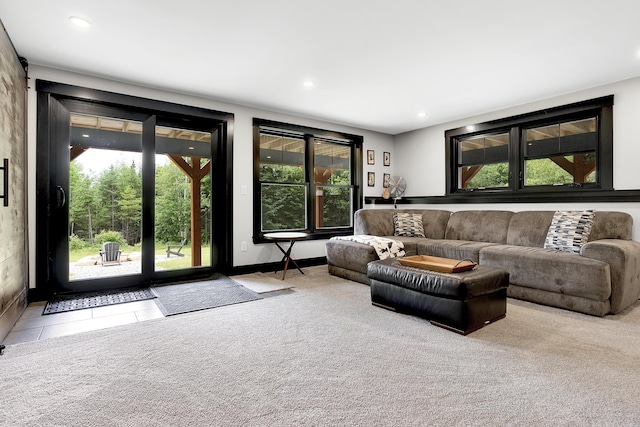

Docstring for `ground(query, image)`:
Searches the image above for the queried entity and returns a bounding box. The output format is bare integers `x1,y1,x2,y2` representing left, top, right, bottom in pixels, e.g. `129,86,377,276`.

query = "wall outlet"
240,241,247,251
240,184,248,195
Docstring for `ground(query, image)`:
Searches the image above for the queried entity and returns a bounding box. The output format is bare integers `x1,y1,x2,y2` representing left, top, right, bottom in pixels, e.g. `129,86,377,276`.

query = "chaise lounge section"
326,208,640,316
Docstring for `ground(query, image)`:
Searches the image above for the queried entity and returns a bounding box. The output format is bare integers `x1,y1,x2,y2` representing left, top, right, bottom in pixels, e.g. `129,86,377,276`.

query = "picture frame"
367,150,375,165
367,172,375,187
383,173,390,188
383,151,390,166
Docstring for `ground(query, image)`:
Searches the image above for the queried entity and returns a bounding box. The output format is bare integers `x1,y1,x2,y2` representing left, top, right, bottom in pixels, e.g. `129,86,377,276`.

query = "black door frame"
35,80,234,297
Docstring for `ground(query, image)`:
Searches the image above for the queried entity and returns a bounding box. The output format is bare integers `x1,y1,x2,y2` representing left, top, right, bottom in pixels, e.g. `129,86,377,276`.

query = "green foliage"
261,184,306,231
466,163,509,188
69,155,212,248
94,230,126,246
69,234,89,251
155,163,192,243
259,164,352,231
321,186,351,227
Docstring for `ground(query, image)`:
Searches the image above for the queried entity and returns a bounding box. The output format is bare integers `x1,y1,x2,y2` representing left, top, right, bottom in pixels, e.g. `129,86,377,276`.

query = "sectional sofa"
326,209,640,316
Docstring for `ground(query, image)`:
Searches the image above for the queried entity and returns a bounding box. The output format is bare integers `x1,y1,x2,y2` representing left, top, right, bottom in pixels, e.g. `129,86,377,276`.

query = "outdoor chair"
167,239,186,258
99,242,122,266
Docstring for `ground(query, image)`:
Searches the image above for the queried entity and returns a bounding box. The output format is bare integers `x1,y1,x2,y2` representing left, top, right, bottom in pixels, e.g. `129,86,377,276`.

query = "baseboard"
0,287,28,343
230,257,327,276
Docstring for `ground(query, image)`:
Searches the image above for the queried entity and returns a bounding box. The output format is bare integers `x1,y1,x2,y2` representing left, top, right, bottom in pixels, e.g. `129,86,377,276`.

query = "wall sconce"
0,158,8,207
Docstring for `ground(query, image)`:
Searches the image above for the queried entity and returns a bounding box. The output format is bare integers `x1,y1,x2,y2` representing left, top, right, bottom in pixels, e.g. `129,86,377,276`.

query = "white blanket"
332,235,405,260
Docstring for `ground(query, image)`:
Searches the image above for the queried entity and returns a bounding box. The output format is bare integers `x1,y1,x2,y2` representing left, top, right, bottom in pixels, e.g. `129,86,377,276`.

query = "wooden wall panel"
0,21,28,342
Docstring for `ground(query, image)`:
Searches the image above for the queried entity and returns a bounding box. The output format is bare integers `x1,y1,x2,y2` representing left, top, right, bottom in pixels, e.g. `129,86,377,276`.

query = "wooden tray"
397,255,476,273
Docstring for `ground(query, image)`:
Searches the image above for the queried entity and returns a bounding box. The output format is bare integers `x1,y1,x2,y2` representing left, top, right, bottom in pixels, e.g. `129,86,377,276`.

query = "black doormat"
43,288,156,315
152,274,262,316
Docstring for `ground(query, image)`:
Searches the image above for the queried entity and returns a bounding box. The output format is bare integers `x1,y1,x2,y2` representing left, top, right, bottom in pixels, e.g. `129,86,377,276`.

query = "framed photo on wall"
367,150,375,165
367,172,375,187
383,173,390,188
383,151,390,166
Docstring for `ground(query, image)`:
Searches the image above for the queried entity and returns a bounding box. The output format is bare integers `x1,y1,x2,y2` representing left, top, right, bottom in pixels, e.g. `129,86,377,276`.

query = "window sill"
365,189,640,205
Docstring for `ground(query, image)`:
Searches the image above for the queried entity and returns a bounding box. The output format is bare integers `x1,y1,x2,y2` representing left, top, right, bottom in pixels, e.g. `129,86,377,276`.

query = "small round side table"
263,231,308,280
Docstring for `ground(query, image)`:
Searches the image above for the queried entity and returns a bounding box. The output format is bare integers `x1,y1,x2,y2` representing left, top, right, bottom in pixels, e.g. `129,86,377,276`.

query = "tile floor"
3,299,164,346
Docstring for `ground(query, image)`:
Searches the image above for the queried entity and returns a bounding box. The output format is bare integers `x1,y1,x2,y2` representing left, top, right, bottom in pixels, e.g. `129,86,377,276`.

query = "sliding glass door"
36,81,233,294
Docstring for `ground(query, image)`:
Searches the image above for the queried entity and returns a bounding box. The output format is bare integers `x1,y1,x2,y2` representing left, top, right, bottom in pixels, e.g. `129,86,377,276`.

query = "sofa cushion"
445,210,513,243
506,211,555,247
393,212,425,237
544,210,595,253
325,239,378,275
355,209,451,238
590,211,633,241
480,245,611,302
417,239,499,263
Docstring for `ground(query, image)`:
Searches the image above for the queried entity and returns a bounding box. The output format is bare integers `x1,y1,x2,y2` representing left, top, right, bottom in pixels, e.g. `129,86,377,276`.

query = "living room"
2,2,640,424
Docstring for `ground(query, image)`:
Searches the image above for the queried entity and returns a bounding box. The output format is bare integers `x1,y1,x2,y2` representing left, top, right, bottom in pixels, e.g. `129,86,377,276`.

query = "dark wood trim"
230,257,327,276
366,188,640,205
445,95,614,197
252,118,363,242
36,80,233,123
35,80,235,294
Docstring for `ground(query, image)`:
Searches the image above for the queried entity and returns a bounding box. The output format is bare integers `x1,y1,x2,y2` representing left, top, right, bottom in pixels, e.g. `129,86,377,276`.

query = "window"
253,119,362,241
446,96,613,196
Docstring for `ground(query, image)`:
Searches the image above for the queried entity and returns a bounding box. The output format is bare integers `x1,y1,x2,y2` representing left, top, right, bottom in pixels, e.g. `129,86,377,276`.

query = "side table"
263,232,308,280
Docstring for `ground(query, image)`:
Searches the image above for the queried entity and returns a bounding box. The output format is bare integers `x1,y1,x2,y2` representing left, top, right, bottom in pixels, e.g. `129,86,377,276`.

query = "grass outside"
70,243,211,268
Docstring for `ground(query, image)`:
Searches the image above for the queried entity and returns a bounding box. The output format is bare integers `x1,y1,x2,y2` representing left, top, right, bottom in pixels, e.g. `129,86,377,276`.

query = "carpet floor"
3,265,640,426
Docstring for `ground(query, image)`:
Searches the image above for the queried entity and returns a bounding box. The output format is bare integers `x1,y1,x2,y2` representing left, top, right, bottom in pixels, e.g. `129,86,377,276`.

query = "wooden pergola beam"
167,154,211,267
461,165,483,188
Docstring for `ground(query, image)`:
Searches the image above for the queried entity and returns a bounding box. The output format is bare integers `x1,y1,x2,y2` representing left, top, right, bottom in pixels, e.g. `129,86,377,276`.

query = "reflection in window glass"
154,125,212,270
524,118,596,186
314,141,351,228
261,183,307,231
458,132,509,189
259,134,305,183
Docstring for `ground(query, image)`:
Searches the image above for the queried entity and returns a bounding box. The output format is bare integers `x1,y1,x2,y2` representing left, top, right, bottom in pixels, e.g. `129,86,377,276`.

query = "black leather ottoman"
368,258,509,335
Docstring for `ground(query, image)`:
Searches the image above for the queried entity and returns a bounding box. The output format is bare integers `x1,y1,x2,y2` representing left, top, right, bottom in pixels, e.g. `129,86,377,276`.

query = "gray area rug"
43,288,156,315
3,265,640,426
152,274,262,316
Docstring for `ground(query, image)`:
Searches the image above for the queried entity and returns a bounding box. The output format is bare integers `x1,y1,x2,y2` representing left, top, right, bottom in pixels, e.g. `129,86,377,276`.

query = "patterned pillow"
393,212,425,238
544,210,595,253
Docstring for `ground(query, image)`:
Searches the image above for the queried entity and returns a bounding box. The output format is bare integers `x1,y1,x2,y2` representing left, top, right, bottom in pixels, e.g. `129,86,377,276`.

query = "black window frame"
445,95,613,196
252,118,363,243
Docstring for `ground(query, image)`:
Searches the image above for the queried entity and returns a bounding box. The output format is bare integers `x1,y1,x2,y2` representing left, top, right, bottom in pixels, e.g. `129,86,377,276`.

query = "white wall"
392,76,640,240
26,66,395,287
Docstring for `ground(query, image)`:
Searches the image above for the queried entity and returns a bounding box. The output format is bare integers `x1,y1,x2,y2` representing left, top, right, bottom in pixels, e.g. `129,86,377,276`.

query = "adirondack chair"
166,239,186,258
99,242,122,266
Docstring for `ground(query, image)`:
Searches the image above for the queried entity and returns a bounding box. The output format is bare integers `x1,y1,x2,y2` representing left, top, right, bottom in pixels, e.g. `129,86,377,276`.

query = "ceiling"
2,0,640,135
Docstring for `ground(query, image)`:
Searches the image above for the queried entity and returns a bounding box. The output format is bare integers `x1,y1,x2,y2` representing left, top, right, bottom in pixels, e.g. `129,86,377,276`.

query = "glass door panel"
154,125,212,271
68,114,143,281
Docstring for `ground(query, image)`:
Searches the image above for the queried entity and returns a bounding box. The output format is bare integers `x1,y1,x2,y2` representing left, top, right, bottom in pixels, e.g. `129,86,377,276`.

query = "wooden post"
167,154,210,267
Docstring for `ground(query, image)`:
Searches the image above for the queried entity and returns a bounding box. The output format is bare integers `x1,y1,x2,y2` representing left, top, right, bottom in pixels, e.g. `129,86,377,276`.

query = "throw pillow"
393,212,425,238
544,210,595,253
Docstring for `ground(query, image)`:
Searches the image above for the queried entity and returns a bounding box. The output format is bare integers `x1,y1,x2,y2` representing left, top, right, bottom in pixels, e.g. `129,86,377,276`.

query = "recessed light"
188,146,194,150
466,125,476,132
69,16,92,28
418,112,426,118
82,134,90,138
303,81,314,88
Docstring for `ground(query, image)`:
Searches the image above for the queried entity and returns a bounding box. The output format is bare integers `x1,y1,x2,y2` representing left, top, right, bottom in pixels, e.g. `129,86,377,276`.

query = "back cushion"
507,211,555,247
589,211,632,241
506,210,632,247
445,210,513,243
354,209,451,238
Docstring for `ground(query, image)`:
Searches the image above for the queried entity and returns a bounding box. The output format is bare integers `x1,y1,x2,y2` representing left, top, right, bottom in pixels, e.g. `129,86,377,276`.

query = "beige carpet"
2,265,640,426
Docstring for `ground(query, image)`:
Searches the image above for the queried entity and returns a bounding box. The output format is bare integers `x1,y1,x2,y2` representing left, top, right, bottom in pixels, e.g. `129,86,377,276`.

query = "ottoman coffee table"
368,257,509,335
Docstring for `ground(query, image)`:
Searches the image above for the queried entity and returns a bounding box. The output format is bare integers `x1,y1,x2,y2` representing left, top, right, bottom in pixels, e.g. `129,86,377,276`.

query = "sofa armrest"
581,239,640,313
